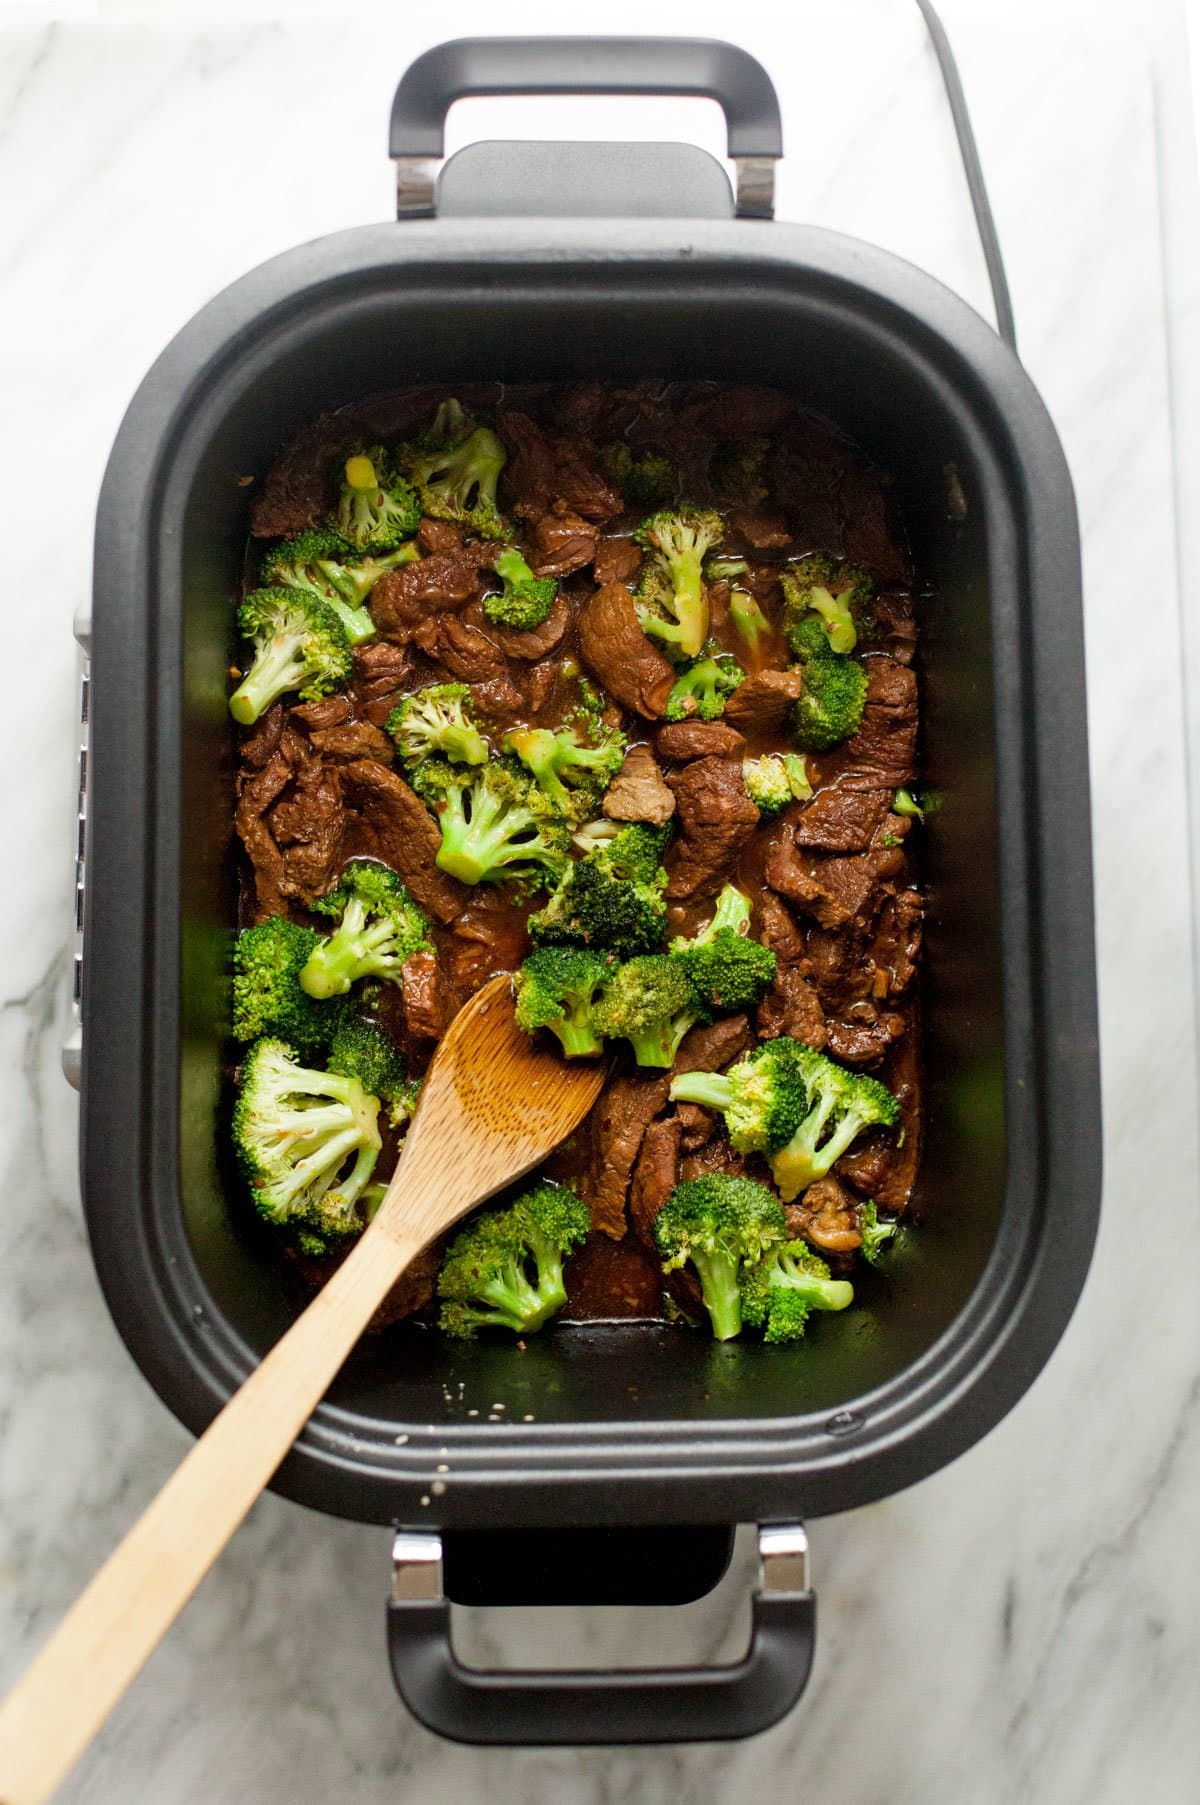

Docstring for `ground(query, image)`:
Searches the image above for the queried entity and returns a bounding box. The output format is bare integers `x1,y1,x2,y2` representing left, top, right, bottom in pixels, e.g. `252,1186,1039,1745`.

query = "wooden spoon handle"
0,1214,423,1805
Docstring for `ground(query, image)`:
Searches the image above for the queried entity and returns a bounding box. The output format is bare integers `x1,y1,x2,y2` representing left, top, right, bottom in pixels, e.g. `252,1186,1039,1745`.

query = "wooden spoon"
0,974,605,1805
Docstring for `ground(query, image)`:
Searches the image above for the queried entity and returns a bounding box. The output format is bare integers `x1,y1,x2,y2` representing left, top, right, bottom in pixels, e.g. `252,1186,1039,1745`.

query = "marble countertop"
2,2,1198,1800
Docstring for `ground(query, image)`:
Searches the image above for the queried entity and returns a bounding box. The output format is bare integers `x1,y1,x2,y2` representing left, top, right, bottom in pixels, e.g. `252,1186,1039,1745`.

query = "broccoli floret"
327,1012,407,1110
669,1036,806,1154
710,436,769,507
334,448,421,552
228,587,351,725
705,558,749,580
859,1198,901,1264
791,655,869,752
670,882,752,948
259,527,419,645
298,860,430,1000
413,758,571,888
893,788,925,821
633,506,724,659
386,683,489,769
231,916,329,1051
513,947,617,1058
728,587,771,666
664,645,745,722
652,1174,786,1341
742,753,813,814
781,555,873,657
590,954,698,1068
742,1241,855,1343
438,1182,590,1337
673,921,776,1018
527,823,669,959
483,546,558,629
786,615,832,664
504,722,626,819
598,441,678,508
769,1046,900,1202
232,1038,383,1247
398,402,508,540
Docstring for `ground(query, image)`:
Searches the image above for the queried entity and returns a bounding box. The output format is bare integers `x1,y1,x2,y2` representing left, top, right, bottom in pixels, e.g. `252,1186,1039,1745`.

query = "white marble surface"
2,2,1199,1800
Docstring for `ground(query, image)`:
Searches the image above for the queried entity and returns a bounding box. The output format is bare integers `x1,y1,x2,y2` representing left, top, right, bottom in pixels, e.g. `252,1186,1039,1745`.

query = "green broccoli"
326,1012,413,1127
710,436,769,507
231,916,328,1052
705,558,750,580
728,587,771,665
504,722,626,819
397,401,508,540
298,860,431,999
512,946,617,1058
742,1241,855,1343
438,1182,590,1337
669,1036,807,1154
232,1037,383,1250
483,546,558,629
791,655,869,752
652,1174,786,1341
770,1046,899,1202
590,954,699,1068
413,758,571,888
664,645,745,722
527,822,669,959
859,1198,901,1264
259,526,419,644
386,683,489,769
598,442,677,509
786,614,833,664
670,887,777,1016
228,587,351,725
893,788,925,821
742,753,813,814
334,448,421,552
633,506,725,659
781,554,873,657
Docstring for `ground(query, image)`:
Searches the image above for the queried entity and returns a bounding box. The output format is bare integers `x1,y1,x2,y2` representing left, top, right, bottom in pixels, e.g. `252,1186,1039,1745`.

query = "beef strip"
723,669,805,739
401,950,459,1042
655,721,746,762
837,657,919,791
239,704,286,768
785,1175,863,1255
249,413,358,538
267,749,345,905
665,758,760,900
792,786,891,853
675,1015,752,1075
354,640,412,686
593,536,643,586
674,1103,716,1152
497,410,622,524
235,751,292,918
417,518,464,555
839,463,910,584
413,613,509,684
629,1118,682,1242
679,385,796,437
728,508,792,549
467,591,570,661
603,744,676,826
679,1137,750,1184
870,889,924,999
308,722,394,764
370,555,483,640
582,1072,673,1239
531,506,599,577
291,695,354,732
836,1038,922,1212
765,828,904,931
339,760,468,923
440,895,531,993
578,583,676,718
866,590,917,665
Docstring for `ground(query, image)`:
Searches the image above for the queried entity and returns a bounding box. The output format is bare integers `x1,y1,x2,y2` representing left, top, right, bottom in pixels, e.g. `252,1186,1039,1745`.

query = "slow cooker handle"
389,36,781,219
387,1525,815,1745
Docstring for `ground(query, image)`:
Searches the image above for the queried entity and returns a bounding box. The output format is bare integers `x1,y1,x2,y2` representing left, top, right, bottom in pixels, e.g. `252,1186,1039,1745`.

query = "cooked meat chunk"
417,517,464,555
354,640,412,687
267,753,345,905
471,591,570,661
308,722,394,764
370,555,482,640
401,950,458,1043
793,786,891,853
723,669,805,739
765,831,900,931
578,583,676,718
728,508,791,549
679,1137,750,1185
498,410,622,524
524,656,560,714
629,1118,682,1242
239,703,286,769
757,962,828,1051
785,1175,862,1255
679,385,795,437
839,463,910,584
582,1073,673,1239
838,657,919,791
593,536,643,586
340,760,467,923
291,695,354,732
413,614,509,684
674,1103,716,1152
441,895,531,994
249,413,357,538
868,590,917,665
603,744,676,826
655,721,746,762
531,506,599,577
675,1014,752,1075
825,1004,906,1067
871,890,924,998
665,758,760,900
235,751,292,919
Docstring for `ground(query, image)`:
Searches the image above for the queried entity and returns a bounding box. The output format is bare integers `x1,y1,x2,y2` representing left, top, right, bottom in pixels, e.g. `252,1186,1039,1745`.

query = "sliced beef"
870,889,924,999
354,640,412,687
756,892,806,964
340,760,468,924
524,656,561,715
249,413,357,538
440,895,531,994
728,508,792,549
401,950,458,1043
239,704,286,769
235,751,292,919
531,506,598,577
723,669,805,740
469,591,570,661
582,1072,673,1239
836,1039,922,1212
267,752,345,906
792,785,891,853
414,613,509,684
603,744,676,826
655,721,746,762
466,672,527,720
757,963,828,1051
593,536,643,587
825,1005,906,1067
839,462,910,584
370,555,482,640
578,583,676,718
679,1136,750,1185
675,1014,752,1075
674,1103,716,1153
679,385,795,437
308,722,393,764
784,1175,862,1255
629,1118,682,1242
417,518,464,555
291,694,354,732
665,758,760,901
867,590,917,665
765,833,901,931
497,410,622,524
838,657,918,791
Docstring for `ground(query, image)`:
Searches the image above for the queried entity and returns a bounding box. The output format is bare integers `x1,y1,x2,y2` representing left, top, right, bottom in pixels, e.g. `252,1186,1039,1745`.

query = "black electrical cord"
913,0,1018,354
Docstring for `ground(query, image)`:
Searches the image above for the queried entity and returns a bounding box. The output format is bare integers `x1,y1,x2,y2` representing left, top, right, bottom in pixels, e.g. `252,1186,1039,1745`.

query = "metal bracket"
62,607,90,1091
394,150,774,221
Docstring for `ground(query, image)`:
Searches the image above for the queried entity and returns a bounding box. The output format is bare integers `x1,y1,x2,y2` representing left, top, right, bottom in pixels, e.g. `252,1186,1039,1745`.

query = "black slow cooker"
74,35,1100,1745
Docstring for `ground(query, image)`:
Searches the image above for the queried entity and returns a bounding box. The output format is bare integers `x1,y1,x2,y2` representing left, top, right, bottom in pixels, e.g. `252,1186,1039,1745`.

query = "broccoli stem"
435,786,536,885
299,904,399,999
692,1250,743,1341
323,597,375,646
553,1015,605,1059
669,1070,735,1112
474,1258,566,1333
229,634,307,725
